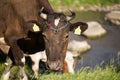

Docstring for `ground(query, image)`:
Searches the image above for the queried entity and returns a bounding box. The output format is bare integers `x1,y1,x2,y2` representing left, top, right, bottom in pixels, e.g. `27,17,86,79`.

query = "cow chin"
47,60,63,72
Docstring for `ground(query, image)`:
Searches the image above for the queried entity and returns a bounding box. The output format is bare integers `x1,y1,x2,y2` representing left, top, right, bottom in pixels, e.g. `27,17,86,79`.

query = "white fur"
0,37,10,54
40,13,47,19
0,37,6,44
30,51,46,76
24,51,47,76
65,51,75,73
54,18,60,26
21,57,26,64
1,71,10,80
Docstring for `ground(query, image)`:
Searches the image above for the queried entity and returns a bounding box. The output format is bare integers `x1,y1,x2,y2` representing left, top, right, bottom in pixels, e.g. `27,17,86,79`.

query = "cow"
38,10,88,72
0,0,54,80
0,0,88,80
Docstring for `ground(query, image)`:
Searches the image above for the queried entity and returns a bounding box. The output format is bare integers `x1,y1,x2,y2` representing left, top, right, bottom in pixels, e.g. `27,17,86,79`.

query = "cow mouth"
45,67,63,74
45,60,63,72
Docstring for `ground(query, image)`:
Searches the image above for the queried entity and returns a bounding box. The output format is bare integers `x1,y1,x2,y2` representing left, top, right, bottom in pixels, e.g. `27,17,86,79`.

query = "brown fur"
0,0,54,65
63,61,69,73
40,12,88,71
0,0,88,73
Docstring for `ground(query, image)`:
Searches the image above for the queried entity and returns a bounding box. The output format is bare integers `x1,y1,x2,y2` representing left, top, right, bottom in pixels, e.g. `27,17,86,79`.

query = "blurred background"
49,0,120,11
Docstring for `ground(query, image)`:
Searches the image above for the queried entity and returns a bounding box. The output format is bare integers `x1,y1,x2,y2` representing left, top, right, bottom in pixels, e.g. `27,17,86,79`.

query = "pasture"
0,62,120,80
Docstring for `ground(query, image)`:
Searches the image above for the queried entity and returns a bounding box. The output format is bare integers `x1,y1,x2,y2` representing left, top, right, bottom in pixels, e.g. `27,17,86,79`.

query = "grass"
49,0,120,11
39,64,120,80
0,54,120,80
0,63,120,80
49,0,120,6
39,68,120,80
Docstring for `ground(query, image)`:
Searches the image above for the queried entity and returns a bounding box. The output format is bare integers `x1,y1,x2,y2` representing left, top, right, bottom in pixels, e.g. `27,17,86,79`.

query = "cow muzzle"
47,60,63,71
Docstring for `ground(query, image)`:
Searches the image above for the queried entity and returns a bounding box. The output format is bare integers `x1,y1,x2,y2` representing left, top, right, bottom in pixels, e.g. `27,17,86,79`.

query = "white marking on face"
54,18,60,26
0,37,7,44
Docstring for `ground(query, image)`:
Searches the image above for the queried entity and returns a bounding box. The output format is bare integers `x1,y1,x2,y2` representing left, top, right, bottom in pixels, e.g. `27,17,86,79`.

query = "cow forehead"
54,18,60,26
48,13,66,21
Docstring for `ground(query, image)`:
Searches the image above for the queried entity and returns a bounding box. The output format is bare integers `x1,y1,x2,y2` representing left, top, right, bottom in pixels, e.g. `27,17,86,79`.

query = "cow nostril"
48,62,60,71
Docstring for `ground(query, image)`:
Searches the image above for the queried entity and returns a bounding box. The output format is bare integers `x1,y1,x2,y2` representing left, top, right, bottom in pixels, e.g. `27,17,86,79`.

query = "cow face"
38,9,88,72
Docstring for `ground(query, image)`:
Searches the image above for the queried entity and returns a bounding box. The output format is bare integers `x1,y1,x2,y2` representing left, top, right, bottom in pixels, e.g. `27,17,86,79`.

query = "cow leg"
19,57,28,80
4,33,25,65
30,54,40,77
30,51,47,77
19,66,28,80
31,59,39,78
4,35,28,79
1,57,13,80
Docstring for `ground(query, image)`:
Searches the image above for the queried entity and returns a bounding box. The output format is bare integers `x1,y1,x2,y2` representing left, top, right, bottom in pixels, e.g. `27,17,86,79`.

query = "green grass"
49,0,120,11
0,63,120,80
49,0,120,5
39,68,120,80
39,65,120,80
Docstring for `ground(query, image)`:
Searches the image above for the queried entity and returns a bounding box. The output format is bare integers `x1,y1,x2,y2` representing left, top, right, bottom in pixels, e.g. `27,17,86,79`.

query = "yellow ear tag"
74,26,81,35
33,24,40,32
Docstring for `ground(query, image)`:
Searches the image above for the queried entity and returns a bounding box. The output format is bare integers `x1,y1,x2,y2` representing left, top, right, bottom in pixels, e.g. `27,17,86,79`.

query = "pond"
69,11,120,72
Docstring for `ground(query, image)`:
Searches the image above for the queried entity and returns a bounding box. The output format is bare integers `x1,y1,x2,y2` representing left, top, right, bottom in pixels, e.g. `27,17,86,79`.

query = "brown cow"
0,0,53,80
37,10,88,72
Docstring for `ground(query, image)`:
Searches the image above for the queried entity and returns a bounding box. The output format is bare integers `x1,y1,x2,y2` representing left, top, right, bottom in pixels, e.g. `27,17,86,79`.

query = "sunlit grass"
0,63,120,80
38,66,120,80
49,0,120,11
49,0,120,6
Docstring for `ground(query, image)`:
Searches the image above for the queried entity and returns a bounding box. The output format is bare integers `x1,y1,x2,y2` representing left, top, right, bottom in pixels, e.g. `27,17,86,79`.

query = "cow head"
30,8,88,72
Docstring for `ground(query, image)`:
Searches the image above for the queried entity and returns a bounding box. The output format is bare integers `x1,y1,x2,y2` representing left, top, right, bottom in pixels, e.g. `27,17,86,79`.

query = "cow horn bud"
66,10,75,21
39,7,47,19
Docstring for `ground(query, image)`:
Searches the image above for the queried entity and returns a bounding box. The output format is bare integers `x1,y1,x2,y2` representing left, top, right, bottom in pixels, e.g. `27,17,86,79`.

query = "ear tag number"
74,26,81,35
33,24,40,32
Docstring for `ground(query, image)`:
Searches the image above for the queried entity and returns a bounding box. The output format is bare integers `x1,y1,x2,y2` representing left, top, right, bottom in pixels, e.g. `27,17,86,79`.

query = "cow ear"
70,22,88,35
26,20,42,32
32,24,41,32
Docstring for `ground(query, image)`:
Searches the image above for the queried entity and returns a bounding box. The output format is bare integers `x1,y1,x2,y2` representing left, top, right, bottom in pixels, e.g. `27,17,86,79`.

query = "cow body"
0,0,54,80
0,0,53,63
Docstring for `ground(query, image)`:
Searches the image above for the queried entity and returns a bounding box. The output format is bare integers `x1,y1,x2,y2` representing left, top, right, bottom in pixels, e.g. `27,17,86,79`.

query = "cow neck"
45,21,68,34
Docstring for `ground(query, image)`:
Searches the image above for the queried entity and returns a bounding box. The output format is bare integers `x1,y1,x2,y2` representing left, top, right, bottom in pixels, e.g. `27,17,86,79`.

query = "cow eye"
65,34,69,39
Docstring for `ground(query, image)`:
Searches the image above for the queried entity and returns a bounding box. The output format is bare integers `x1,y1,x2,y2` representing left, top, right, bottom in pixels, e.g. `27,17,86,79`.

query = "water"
69,11,120,72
